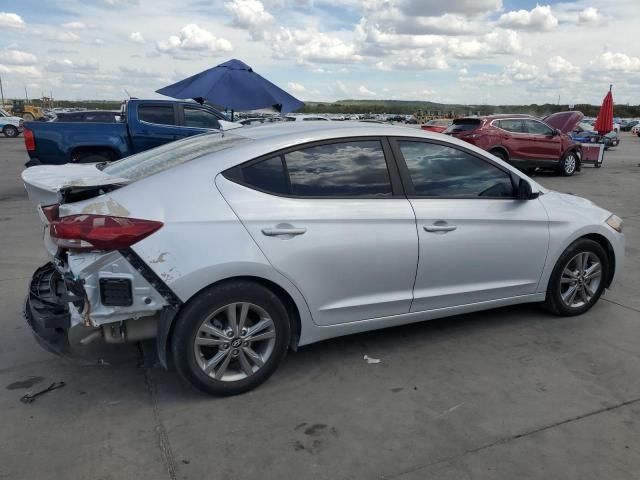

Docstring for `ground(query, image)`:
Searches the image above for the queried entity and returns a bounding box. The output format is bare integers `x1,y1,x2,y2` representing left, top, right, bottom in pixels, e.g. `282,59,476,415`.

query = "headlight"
606,214,623,233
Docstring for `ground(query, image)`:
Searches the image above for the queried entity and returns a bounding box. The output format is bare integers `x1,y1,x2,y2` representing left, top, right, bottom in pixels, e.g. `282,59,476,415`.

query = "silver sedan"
22,122,625,395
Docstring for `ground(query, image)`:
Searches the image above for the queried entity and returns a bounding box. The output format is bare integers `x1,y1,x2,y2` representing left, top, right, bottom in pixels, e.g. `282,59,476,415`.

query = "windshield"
101,132,250,181
0,109,8,117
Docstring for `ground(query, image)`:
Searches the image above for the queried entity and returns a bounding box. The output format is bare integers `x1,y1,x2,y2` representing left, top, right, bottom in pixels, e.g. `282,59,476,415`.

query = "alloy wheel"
193,302,276,382
559,252,602,308
564,154,576,174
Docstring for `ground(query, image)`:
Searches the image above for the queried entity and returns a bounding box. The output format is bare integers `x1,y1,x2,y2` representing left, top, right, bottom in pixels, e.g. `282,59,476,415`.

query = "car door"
216,137,419,326
390,137,549,312
131,103,182,152
492,119,529,160
522,119,562,160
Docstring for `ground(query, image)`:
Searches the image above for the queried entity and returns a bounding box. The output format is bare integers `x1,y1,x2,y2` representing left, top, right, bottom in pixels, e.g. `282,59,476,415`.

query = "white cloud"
398,0,502,17
357,85,376,96
589,52,640,72
0,12,25,28
547,56,580,77
129,32,145,44
0,48,37,65
578,7,599,24
376,48,448,70
157,24,233,58
225,0,274,39
287,81,306,93
45,58,99,72
505,60,539,81
498,5,558,31
62,21,87,29
0,64,41,77
52,31,81,43
271,27,362,64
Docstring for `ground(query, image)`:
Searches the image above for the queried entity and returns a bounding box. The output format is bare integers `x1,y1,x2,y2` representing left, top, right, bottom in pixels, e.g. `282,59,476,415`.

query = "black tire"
3,125,18,138
489,149,507,162
171,281,291,396
559,151,578,176
72,151,112,163
543,238,609,316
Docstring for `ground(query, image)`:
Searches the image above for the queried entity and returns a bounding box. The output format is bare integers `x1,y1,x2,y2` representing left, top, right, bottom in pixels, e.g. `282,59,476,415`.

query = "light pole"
0,74,5,107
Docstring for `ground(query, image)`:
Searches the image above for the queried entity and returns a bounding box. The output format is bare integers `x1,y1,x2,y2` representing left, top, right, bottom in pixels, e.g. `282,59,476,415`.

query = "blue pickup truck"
24,99,241,166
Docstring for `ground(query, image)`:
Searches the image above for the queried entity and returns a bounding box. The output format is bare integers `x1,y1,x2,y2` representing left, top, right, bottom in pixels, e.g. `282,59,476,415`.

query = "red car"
444,112,583,176
420,118,452,133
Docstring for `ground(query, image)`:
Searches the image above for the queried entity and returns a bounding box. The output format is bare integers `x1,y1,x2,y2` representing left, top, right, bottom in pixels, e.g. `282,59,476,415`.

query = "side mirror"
516,178,539,200
553,128,561,136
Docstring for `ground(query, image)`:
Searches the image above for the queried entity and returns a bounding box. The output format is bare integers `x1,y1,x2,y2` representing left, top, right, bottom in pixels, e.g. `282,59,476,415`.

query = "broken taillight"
40,204,60,223
24,127,35,151
49,215,163,252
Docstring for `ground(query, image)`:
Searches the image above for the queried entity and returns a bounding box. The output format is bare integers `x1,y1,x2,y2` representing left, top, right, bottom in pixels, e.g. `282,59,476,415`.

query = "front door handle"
424,224,457,233
262,227,307,236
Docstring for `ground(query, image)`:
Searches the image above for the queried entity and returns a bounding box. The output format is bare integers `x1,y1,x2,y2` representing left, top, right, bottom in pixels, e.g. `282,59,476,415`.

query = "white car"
0,108,24,137
22,123,625,395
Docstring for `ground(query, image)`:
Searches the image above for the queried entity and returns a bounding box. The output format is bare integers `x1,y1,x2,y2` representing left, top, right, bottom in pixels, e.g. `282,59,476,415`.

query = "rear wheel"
171,281,291,396
489,149,507,162
72,151,113,163
559,151,578,176
3,125,18,138
543,238,608,316
22,113,35,122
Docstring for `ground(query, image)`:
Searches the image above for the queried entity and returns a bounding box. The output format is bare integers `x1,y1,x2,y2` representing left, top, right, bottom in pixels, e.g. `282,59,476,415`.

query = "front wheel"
3,125,18,138
543,238,609,316
559,151,578,176
171,281,291,396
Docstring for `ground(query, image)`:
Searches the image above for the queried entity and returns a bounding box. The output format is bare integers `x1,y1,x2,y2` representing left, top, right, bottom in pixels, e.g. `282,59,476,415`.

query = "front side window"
184,106,221,129
398,141,514,198
284,141,392,197
524,120,554,136
138,105,176,126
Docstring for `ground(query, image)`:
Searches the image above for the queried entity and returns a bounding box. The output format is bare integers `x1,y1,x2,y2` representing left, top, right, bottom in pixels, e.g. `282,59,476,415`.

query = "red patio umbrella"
594,85,614,135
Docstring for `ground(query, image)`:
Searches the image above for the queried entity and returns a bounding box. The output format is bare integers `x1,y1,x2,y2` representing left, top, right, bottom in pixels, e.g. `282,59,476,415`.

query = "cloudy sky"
1,0,639,105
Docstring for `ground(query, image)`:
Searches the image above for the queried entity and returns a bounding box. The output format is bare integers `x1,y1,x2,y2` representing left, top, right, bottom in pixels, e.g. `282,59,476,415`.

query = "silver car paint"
216,177,419,325
26,123,624,348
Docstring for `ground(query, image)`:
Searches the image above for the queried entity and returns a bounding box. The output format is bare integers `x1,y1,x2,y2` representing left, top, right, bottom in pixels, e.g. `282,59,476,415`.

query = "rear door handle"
424,224,457,233
262,227,307,236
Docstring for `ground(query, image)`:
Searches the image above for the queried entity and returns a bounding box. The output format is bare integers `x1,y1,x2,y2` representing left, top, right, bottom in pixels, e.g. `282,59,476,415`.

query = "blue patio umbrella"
156,59,304,120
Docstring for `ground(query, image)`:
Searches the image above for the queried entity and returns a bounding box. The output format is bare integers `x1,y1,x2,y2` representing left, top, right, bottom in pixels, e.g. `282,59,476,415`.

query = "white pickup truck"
0,108,24,137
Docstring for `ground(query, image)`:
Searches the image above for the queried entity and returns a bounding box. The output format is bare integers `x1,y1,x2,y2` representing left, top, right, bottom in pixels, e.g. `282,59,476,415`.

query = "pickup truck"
24,99,241,166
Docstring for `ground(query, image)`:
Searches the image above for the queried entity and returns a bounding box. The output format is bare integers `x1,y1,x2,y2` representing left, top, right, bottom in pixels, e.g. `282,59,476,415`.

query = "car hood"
1,115,22,125
22,163,130,205
543,111,584,134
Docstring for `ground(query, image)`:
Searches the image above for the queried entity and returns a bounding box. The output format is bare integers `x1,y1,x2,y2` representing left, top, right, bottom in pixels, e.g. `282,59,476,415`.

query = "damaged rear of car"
22,133,247,366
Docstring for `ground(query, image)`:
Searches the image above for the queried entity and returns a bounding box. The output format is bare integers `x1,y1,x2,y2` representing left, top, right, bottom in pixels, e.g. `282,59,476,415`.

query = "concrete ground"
1,133,639,480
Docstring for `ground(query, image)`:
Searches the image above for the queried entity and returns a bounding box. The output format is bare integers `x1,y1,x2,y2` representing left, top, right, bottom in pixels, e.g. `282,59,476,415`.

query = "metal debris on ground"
20,382,66,404
363,355,381,364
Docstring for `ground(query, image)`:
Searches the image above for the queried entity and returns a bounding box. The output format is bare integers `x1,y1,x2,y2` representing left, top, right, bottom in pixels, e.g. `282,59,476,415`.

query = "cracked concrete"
1,134,639,479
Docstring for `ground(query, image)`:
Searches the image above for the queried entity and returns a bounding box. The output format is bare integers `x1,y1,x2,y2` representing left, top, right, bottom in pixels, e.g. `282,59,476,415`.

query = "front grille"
99,278,133,306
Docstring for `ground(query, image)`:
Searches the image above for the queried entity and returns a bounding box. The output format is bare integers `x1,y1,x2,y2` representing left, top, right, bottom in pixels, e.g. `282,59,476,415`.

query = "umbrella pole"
231,110,234,122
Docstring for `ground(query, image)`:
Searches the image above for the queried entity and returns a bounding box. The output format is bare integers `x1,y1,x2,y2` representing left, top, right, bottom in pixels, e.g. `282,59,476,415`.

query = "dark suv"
444,112,583,176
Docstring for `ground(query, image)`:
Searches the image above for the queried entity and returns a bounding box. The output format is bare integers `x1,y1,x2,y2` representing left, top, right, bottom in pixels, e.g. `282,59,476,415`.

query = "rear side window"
496,119,524,133
397,141,514,198
241,157,288,195
138,105,176,126
233,140,393,197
